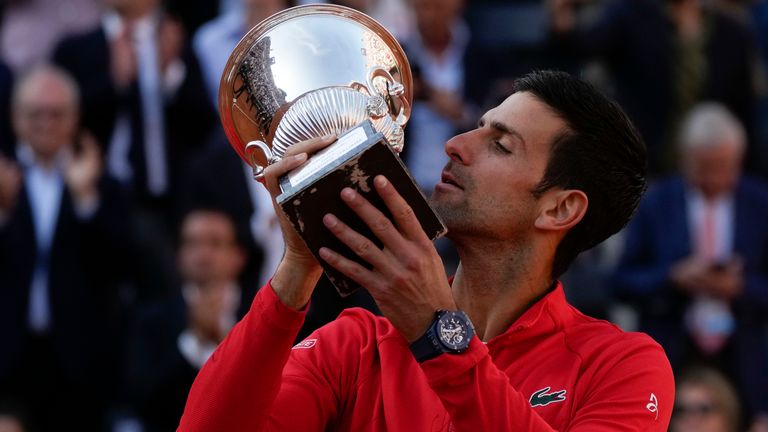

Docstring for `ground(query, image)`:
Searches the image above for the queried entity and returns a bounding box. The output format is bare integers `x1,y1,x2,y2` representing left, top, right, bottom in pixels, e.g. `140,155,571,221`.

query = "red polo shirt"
179,281,674,431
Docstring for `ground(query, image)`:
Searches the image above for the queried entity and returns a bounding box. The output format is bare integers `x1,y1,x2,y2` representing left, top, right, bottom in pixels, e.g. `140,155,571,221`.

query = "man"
193,0,290,108
614,103,768,427
0,66,130,431
179,70,674,430
128,209,247,432
549,0,757,174
52,0,216,301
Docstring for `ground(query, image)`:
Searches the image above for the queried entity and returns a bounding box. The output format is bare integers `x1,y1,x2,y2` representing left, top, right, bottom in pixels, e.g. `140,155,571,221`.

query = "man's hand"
703,258,743,300
261,135,337,310
670,256,710,294
158,16,185,75
670,256,744,300
64,132,102,206
0,156,21,214
110,23,137,91
186,285,236,344
318,175,456,342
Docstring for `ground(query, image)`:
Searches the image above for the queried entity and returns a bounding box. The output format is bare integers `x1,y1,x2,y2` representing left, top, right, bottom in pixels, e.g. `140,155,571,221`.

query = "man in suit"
614,102,768,427
549,0,758,174
52,0,217,301
127,208,247,432
0,66,131,431
0,60,13,158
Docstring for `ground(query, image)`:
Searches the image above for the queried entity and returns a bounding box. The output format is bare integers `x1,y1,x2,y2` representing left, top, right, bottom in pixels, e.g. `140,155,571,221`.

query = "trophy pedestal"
277,121,446,296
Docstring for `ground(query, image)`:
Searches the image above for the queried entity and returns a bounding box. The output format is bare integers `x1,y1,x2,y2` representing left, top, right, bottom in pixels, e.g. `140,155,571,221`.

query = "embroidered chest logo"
647,393,659,420
530,387,567,407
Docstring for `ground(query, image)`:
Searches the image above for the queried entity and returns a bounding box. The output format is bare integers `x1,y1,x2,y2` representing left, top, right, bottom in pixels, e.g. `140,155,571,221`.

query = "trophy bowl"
218,4,413,174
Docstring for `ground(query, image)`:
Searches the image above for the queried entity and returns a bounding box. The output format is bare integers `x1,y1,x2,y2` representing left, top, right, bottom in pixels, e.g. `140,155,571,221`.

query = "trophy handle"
245,140,277,180
366,66,411,127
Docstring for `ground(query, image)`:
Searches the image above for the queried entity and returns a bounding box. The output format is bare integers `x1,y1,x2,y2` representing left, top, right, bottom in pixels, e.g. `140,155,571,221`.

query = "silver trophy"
219,4,412,175
219,4,445,295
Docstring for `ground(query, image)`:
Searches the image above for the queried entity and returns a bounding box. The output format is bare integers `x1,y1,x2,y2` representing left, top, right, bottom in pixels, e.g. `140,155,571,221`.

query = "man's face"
412,0,463,33
671,384,729,432
682,141,742,200
13,73,78,160
179,212,244,287
108,0,159,20
430,92,567,242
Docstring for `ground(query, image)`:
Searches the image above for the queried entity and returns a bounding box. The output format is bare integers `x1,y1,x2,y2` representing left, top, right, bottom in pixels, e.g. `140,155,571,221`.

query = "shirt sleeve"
178,281,308,432
420,335,674,431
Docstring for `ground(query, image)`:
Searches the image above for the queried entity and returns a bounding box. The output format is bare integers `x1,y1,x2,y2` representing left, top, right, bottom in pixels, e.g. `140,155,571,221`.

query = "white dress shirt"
104,11,185,196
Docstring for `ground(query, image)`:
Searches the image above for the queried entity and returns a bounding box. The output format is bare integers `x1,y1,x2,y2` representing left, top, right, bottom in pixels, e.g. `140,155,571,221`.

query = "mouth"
440,171,463,190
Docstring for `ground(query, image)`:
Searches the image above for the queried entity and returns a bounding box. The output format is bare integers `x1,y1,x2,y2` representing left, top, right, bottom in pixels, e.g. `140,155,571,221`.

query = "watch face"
437,311,473,351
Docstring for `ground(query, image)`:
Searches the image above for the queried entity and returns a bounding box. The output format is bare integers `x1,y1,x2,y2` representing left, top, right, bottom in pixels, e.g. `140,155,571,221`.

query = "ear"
534,189,588,232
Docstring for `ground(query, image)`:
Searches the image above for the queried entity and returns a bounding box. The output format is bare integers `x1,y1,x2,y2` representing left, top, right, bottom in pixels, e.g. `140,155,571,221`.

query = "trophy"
219,4,446,296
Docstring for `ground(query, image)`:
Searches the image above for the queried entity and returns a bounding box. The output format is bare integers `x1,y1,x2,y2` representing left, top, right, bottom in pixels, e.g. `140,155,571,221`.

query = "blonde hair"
676,367,741,432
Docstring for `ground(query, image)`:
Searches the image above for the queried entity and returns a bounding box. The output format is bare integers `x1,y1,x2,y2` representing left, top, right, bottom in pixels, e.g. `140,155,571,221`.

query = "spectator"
400,0,473,194
0,0,101,73
127,209,247,432
52,0,217,301
193,0,291,108
613,102,768,424
550,0,759,175
0,60,13,158
671,367,740,432
0,65,131,432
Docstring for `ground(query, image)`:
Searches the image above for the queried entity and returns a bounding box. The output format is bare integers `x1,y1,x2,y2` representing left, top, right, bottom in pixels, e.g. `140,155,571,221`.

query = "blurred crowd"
0,0,767,431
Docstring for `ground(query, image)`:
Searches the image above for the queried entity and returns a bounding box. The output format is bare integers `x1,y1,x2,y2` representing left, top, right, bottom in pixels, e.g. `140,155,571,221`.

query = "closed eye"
494,140,512,154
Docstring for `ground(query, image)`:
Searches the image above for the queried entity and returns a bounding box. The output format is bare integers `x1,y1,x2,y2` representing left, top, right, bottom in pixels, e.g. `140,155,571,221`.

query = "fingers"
318,245,380,290
327,175,428,257
282,134,336,158
262,152,307,197
322,213,395,271
259,134,337,196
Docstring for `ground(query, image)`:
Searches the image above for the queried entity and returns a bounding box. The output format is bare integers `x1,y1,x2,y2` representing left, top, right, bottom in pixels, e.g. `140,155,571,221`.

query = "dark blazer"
0,61,13,158
552,0,757,173
613,175,768,416
127,289,252,432
0,175,132,386
52,25,216,203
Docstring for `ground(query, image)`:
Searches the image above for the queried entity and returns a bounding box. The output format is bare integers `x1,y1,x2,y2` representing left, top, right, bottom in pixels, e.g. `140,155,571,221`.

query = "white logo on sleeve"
646,393,659,420
292,338,317,349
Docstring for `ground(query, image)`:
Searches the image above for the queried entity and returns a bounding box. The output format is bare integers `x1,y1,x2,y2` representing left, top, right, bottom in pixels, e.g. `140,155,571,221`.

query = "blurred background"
0,0,766,431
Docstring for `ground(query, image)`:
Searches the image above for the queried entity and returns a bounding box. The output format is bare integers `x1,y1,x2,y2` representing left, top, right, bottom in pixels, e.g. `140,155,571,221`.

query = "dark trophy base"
277,121,446,296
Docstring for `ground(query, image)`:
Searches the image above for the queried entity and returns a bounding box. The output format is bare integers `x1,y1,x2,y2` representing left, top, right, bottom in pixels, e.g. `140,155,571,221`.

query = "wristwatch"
409,310,475,363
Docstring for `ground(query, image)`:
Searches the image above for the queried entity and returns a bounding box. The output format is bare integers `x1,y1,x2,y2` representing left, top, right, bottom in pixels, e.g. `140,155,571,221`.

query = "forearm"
178,281,307,432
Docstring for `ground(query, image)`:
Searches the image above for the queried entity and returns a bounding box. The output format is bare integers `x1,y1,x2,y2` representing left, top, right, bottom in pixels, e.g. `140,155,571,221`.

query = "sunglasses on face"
674,402,717,417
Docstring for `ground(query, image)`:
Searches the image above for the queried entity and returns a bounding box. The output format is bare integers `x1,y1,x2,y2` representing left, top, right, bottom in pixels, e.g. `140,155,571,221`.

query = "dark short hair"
514,70,646,279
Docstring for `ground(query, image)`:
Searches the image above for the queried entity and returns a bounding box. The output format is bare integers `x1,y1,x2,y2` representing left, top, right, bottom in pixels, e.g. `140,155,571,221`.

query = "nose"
444,129,475,165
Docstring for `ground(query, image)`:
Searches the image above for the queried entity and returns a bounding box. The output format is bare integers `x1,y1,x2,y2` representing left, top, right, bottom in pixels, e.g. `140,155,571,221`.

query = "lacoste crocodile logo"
530,387,567,407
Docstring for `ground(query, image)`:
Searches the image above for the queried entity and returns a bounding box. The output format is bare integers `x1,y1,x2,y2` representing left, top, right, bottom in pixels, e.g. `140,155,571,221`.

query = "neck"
451,236,554,341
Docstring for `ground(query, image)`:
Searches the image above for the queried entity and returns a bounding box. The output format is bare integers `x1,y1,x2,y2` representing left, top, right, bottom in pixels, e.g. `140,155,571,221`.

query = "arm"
178,280,313,432
178,136,339,431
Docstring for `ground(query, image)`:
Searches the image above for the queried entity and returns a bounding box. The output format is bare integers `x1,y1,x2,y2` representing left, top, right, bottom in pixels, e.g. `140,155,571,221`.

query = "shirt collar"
486,281,572,345
15,142,69,172
103,10,159,42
